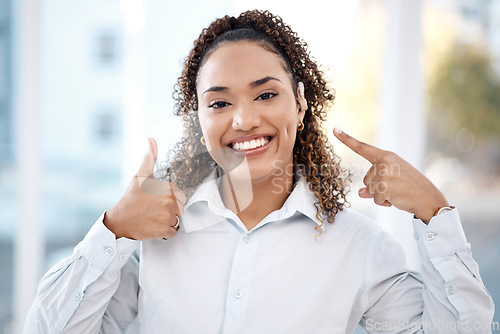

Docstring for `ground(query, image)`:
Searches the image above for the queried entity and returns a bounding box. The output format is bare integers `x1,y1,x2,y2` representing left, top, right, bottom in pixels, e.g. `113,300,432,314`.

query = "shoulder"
326,207,381,236
322,208,408,265
318,207,394,249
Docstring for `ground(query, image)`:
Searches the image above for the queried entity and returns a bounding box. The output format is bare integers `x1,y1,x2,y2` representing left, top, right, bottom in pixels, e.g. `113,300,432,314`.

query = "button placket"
222,233,259,332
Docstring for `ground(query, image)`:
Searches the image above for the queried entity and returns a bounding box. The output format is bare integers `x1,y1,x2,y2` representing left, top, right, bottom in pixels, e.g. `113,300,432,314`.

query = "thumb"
137,138,158,181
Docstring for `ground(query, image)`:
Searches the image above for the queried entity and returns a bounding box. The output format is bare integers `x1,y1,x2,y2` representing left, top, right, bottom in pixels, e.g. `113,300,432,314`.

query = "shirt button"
413,232,419,241
234,290,243,299
73,293,82,301
448,286,456,295
119,253,126,262
425,232,437,241
104,247,114,256
244,235,252,244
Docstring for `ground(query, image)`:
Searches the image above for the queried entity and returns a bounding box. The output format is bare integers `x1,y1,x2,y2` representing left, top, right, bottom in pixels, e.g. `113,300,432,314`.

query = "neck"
219,163,295,231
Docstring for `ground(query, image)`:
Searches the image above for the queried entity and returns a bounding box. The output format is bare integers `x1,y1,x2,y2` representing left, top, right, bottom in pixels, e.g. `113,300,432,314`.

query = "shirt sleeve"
360,208,495,333
23,213,140,334
412,208,495,333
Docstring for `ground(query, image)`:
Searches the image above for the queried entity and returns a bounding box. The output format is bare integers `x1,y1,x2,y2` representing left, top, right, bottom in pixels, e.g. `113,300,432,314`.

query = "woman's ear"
297,82,308,115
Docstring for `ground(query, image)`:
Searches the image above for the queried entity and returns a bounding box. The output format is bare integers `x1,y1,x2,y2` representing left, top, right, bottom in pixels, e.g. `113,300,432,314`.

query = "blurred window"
94,109,120,143
94,30,120,67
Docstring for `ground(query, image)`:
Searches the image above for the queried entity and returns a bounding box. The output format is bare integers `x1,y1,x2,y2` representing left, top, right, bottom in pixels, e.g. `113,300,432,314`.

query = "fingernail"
333,127,343,136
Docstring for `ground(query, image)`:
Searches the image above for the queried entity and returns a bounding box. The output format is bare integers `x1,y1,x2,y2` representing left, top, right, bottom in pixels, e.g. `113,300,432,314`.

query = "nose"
232,103,261,131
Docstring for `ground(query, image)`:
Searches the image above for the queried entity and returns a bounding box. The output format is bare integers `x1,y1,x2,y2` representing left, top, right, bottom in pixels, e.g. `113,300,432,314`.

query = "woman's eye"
256,92,277,101
209,101,230,109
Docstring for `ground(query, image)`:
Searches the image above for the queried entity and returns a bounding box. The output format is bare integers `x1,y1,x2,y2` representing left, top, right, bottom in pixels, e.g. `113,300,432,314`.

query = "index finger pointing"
333,128,384,163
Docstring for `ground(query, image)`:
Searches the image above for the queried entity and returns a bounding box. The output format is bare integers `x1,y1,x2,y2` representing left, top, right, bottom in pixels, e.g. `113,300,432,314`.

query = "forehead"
196,41,292,91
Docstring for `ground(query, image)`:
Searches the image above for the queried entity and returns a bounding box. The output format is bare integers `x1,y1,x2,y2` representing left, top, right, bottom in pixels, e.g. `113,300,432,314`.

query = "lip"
226,133,274,157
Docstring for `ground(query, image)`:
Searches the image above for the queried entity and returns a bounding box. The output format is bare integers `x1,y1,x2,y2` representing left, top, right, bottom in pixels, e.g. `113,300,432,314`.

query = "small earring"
297,121,304,131
200,136,206,145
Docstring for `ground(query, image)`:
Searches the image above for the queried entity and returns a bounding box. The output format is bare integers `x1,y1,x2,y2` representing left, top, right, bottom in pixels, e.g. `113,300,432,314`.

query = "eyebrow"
202,76,282,96
250,76,282,87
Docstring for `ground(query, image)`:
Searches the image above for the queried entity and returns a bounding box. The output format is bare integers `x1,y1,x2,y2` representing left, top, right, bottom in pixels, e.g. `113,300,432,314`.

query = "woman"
25,10,493,333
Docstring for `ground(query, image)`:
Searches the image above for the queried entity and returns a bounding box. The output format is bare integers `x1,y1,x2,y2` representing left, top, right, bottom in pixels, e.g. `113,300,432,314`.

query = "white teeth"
232,137,269,151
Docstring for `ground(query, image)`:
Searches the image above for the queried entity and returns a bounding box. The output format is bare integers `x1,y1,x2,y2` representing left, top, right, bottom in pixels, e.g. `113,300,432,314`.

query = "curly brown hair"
161,9,350,230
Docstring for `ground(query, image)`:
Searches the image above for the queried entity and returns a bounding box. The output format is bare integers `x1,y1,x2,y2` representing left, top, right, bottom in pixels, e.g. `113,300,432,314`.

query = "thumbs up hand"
333,128,449,222
104,138,187,240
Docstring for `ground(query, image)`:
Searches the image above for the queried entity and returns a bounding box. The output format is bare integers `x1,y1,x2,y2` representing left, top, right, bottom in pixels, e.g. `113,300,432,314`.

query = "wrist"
103,209,127,239
416,204,454,224
414,191,449,222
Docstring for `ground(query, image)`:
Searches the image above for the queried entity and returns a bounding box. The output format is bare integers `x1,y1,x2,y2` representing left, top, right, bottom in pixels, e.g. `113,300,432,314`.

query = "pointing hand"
333,128,449,222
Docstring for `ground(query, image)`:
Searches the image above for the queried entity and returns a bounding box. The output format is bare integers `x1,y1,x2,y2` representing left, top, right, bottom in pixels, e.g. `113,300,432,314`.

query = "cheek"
275,110,298,143
199,113,217,143
198,115,219,163
283,125,297,149
198,112,230,156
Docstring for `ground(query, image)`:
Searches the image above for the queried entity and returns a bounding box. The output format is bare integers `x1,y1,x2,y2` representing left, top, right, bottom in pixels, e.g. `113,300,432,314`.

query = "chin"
231,164,284,184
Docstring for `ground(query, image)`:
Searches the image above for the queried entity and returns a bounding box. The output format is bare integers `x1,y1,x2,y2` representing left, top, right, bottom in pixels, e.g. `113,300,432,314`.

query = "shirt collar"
181,168,325,233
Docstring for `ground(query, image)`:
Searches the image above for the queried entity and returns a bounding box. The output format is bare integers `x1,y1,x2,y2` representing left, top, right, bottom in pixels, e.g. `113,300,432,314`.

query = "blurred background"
0,0,499,333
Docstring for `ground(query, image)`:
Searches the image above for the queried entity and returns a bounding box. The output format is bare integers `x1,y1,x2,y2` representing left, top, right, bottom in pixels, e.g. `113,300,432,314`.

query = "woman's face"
196,41,304,182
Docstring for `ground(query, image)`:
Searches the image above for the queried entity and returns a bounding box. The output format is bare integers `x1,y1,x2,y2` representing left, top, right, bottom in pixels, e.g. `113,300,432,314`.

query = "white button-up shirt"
24,174,494,333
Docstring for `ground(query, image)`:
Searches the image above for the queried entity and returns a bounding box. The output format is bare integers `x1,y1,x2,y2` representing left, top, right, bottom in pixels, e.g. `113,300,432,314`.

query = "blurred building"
0,0,126,331
0,2,125,239
39,0,124,243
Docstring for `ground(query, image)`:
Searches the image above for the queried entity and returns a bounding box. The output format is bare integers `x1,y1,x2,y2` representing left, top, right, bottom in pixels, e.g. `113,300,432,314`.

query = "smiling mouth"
229,136,272,151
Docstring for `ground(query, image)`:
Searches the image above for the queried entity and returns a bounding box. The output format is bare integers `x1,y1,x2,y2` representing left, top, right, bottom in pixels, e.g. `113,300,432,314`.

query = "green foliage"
428,43,500,154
